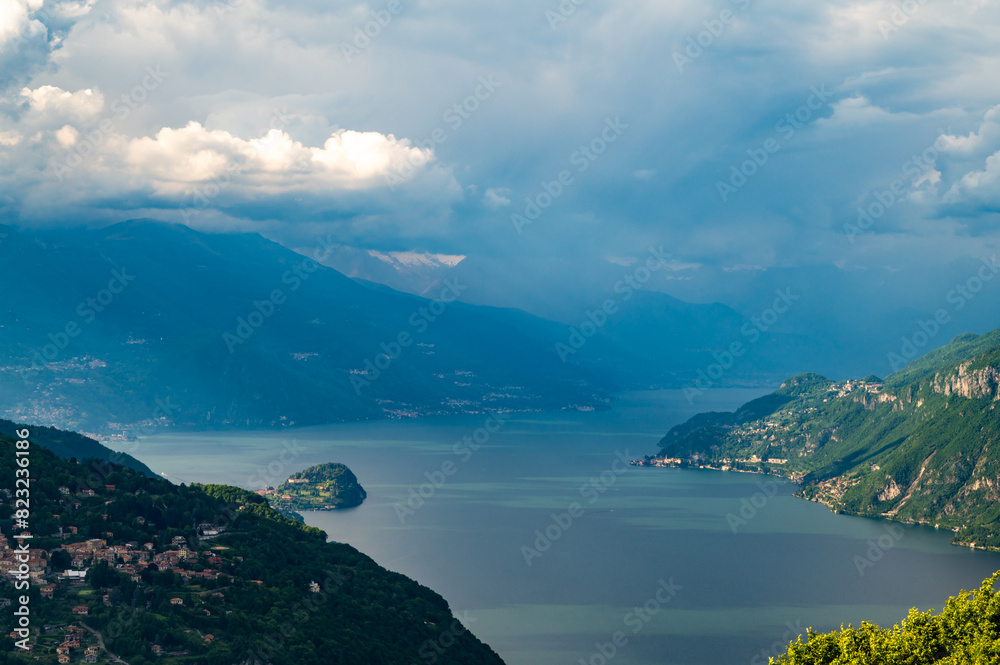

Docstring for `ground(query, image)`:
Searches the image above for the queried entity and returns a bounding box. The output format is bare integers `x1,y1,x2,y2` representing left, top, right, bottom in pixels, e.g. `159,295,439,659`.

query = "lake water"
121,389,1000,665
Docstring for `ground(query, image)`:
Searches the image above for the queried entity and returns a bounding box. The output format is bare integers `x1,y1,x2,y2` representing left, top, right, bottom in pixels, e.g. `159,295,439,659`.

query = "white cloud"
943,149,1000,207
939,105,1000,156
816,95,905,128
484,187,511,208
119,122,433,197
0,0,44,48
20,84,104,123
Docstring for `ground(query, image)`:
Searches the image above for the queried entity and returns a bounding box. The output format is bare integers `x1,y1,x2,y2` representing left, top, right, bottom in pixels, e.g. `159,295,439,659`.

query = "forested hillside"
648,329,1000,548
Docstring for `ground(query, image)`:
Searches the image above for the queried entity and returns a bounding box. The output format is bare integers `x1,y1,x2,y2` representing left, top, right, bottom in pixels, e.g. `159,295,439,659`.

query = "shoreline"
633,458,1000,553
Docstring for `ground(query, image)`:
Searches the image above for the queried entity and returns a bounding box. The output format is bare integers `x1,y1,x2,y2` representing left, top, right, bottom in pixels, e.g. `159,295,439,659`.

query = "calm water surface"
123,390,1000,665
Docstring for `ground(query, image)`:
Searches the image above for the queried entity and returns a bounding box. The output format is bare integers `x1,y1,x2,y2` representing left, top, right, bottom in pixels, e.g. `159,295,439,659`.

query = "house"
204,634,215,644
104,485,116,491
72,606,89,615
40,584,56,598
58,656,70,664
80,490,96,498
56,646,70,655
151,644,165,656
170,597,184,605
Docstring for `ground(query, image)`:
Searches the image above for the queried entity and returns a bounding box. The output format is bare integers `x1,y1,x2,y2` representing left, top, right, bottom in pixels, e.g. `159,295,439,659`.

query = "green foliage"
773,573,1000,664
0,431,503,665
656,329,1000,547
269,463,367,515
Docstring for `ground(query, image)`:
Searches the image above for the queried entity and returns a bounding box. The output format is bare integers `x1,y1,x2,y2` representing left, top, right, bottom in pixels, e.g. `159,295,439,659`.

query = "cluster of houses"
52,626,101,663
50,533,228,584
1,523,229,661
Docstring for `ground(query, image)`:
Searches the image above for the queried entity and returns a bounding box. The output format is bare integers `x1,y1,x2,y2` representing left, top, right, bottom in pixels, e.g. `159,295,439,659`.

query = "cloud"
0,0,43,48
20,84,104,123
484,187,511,208
939,105,1000,156
120,122,433,196
816,95,908,128
0,0,998,276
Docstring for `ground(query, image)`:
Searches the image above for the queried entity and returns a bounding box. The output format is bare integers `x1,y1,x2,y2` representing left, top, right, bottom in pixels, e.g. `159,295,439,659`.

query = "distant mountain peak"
367,249,465,271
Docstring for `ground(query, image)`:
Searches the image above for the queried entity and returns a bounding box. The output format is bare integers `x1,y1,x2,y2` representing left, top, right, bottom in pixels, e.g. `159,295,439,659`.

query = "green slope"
0,427,504,665
0,418,156,477
650,330,1000,548
268,462,368,517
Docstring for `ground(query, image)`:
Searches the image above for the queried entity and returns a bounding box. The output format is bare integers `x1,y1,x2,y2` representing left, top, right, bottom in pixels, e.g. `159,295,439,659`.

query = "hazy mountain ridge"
0,220,822,434
649,328,1000,548
0,221,614,433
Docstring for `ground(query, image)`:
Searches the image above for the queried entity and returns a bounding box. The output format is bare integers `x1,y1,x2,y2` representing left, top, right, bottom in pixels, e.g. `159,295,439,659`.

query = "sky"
1,0,999,302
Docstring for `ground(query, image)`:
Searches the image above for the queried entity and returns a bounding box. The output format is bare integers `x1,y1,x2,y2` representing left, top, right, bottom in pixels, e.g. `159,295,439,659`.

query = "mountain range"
0,220,820,435
649,327,1000,548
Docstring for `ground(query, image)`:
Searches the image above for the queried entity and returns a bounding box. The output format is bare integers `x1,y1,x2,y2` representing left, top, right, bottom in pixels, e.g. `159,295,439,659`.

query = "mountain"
646,327,1000,548
0,418,155,477
303,242,465,298
0,425,505,665
0,220,616,433
422,254,1000,381
0,220,834,435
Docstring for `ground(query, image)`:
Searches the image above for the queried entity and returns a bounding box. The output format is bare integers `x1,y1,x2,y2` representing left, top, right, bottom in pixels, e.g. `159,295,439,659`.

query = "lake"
120,389,1000,665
